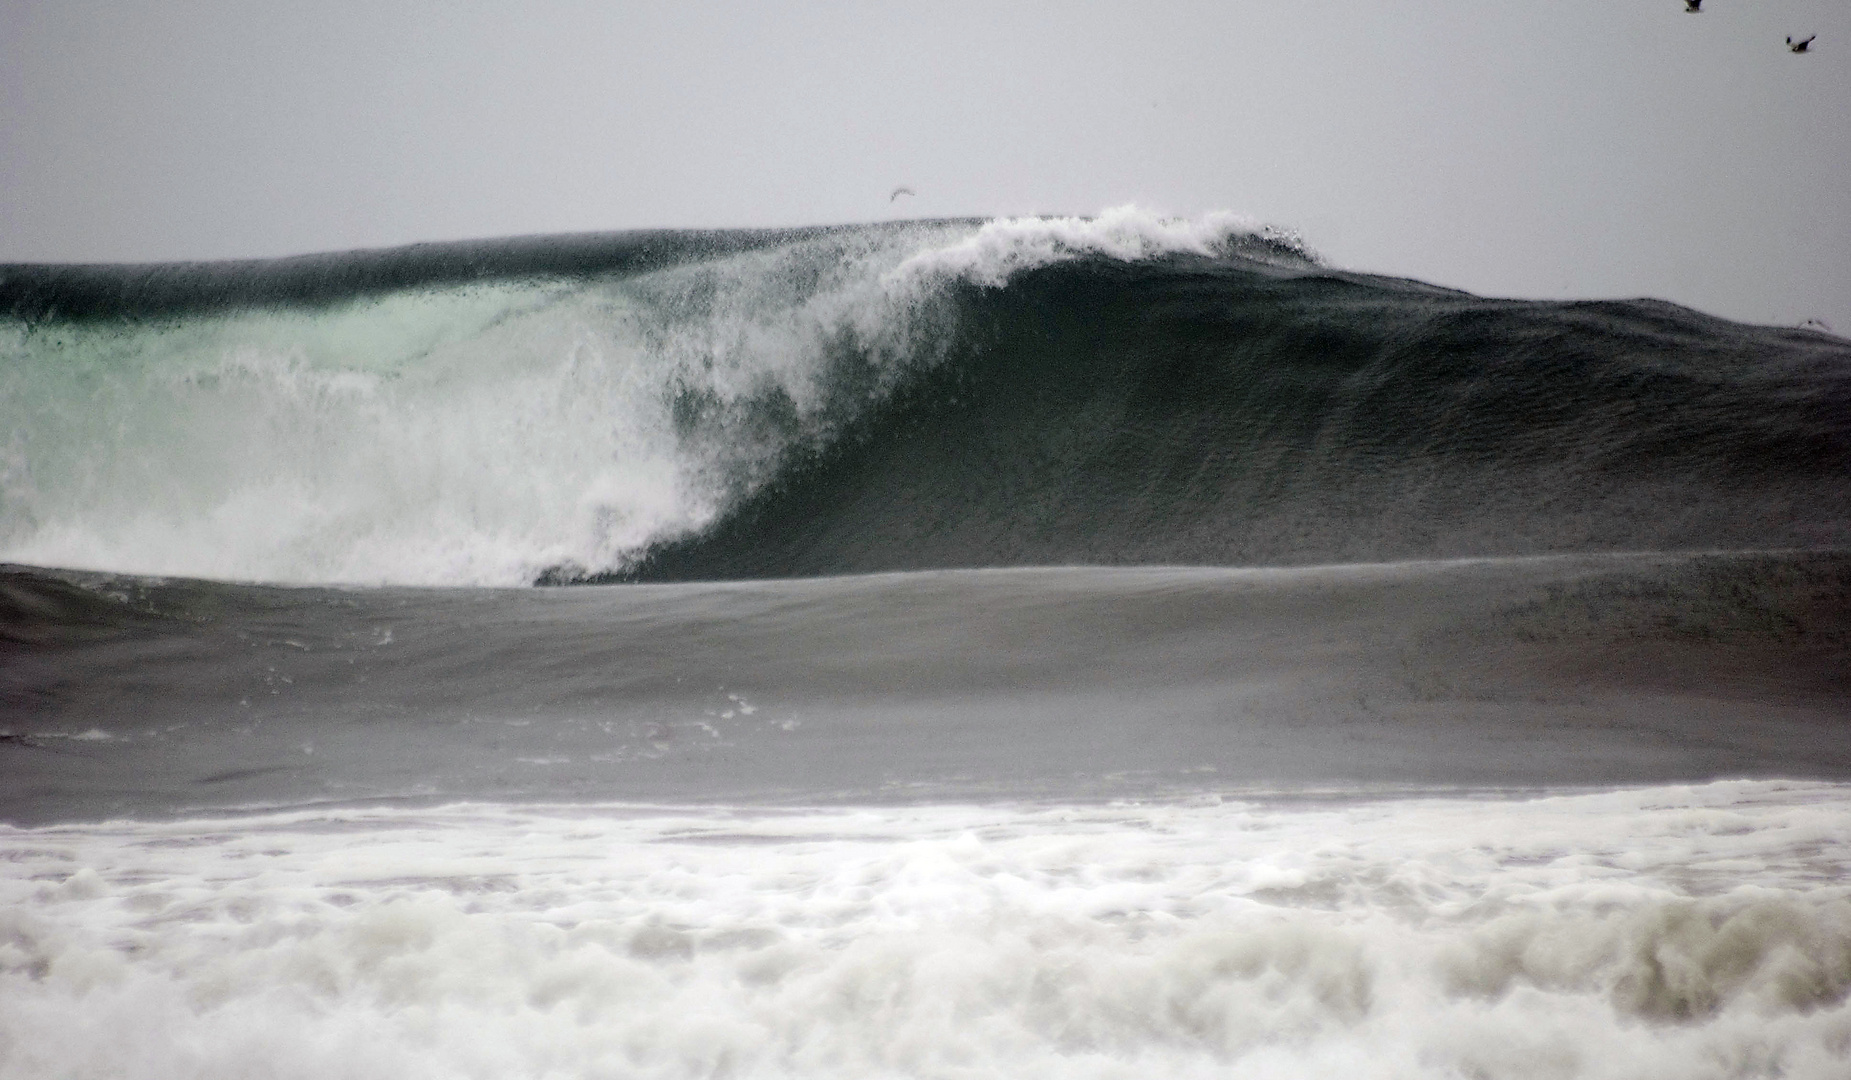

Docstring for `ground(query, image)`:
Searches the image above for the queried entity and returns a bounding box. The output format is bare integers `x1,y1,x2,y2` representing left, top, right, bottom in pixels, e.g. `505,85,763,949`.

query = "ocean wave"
0,224,972,585
2,212,1847,587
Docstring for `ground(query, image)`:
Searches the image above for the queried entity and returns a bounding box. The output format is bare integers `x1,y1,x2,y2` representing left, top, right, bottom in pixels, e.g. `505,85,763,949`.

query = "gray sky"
4,0,1847,330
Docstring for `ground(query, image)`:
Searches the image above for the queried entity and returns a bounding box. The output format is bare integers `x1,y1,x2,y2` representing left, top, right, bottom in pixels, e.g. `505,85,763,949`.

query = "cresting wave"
5,783,1850,1080
0,220,962,586
11,207,1844,587
0,209,1312,586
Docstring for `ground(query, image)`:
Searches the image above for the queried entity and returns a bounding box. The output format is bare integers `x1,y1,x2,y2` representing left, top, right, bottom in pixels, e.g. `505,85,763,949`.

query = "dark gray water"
6,550,1846,824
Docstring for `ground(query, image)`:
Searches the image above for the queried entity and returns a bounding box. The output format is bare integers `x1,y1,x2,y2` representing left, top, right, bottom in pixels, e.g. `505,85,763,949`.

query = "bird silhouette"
1788,35,1815,53
1684,0,1700,13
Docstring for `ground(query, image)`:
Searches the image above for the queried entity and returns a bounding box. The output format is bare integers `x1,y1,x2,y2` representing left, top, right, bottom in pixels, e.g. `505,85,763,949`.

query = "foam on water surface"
5,781,1850,1080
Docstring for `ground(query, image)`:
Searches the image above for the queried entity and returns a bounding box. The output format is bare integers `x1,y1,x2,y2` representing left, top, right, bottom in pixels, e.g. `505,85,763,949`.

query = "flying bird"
1787,35,1815,52
1684,0,1700,13
889,186,916,202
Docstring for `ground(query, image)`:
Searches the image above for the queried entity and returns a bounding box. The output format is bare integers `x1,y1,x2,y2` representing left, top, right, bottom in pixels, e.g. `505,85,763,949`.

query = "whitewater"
3,209,1849,1079
7,786,1851,1080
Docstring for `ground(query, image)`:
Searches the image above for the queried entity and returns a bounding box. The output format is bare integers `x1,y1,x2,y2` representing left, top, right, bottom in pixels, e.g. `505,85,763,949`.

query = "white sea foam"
4,782,1848,1079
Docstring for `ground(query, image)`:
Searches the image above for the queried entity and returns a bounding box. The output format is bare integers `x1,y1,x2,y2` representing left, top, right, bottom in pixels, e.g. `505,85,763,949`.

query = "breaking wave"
1,208,1845,586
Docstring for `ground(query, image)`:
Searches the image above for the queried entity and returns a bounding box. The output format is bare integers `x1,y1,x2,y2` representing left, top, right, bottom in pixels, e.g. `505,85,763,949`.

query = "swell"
4,551,1848,822
616,256,1851,581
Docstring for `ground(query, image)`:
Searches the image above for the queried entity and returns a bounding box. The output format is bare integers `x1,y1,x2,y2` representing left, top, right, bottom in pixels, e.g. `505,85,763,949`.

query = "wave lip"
0,224,906,321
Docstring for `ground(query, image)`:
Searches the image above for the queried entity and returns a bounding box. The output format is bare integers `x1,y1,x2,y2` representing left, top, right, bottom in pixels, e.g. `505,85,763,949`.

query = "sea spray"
886,205,1315,288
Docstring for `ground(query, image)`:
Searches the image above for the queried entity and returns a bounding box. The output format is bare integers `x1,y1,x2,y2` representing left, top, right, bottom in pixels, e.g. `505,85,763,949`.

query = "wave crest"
891,205,1316,289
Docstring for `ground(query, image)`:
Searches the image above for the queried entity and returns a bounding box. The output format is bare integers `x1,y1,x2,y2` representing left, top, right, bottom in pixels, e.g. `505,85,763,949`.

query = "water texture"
3,210,1848,1079
7,209,1841,587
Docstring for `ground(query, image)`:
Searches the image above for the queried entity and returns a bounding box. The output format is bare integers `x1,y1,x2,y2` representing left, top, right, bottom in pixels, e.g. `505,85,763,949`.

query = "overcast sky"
3,0,1847,329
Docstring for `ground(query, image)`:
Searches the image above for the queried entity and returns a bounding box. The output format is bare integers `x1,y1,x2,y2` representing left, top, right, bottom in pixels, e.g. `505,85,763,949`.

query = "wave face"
3,209,1847,586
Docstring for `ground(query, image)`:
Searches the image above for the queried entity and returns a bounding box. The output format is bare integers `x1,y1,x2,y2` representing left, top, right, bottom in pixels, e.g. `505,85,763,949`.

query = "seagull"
1684,0,1700,13
889,186,915,202
1788,35,1815,52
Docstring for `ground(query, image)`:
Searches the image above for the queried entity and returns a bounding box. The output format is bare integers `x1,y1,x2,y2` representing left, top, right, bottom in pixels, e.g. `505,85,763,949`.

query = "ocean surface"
3,209,1849,1078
